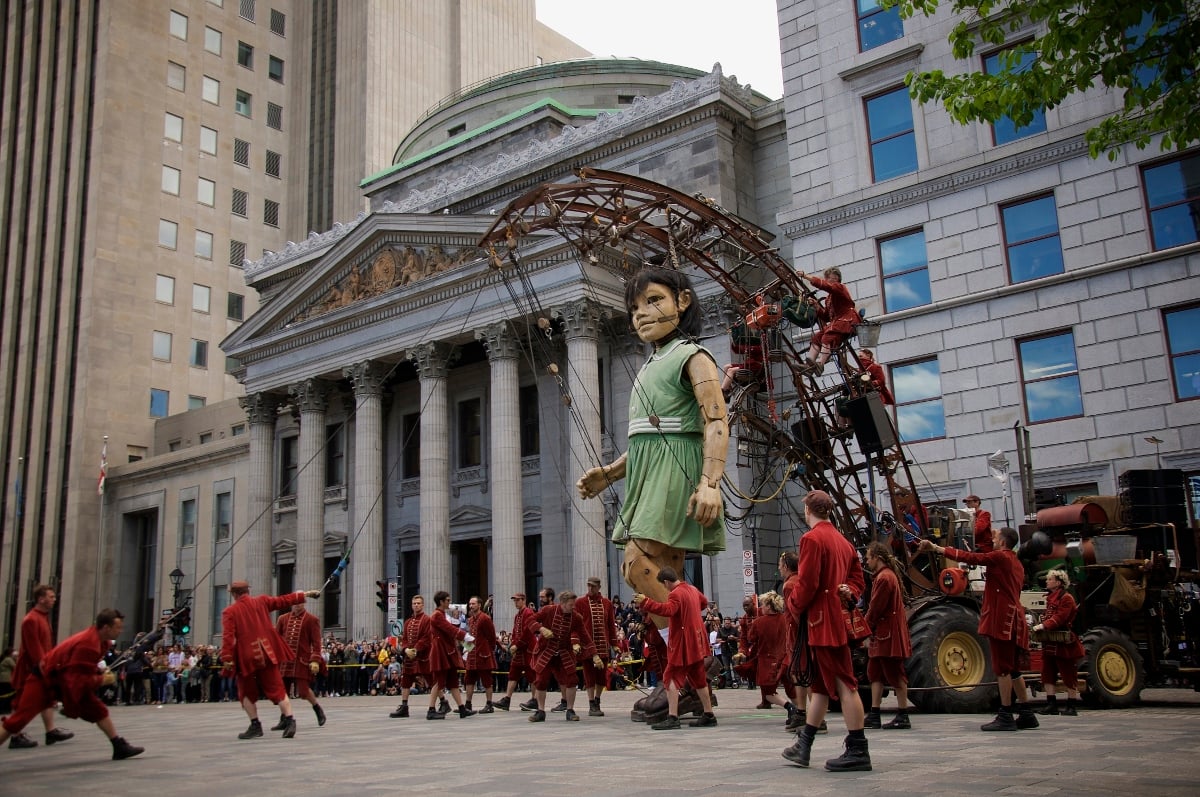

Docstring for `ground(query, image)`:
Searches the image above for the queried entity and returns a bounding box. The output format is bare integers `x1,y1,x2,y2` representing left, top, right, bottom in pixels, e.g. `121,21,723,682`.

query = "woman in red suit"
798,267,859,375
863,542,912,729
738,592,797,717
1033,570,1085,716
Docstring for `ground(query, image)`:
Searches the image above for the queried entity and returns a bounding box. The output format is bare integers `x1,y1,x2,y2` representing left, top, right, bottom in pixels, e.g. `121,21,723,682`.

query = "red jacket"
973,511,994,552
529,604,595,671
864,566,911,659
428,608,465,673
808,275,859,335
575,593,616,656
400,611,432,674
275,609,323,680
746,610,789,686
638,582,709,668
737,602,759,657
863,361,894,405
221,592,306,675
14,608,53,687
509,605,537,663
466,611,497,670
942,547,1028,648
786,520,865,648
1040,587,1085,659
39,625,107,718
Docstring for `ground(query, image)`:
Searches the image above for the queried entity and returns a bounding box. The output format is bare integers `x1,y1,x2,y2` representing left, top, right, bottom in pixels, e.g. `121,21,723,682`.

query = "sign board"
742,550,757,597
386,580,398,623
389,619,403,637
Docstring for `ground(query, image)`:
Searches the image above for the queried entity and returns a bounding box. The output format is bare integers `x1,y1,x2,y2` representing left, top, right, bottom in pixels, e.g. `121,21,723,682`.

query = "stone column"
239,393,280,591
289,379,329,595
409,342,455,596
345,361,386,639
477,322,524,632
556,299,608,593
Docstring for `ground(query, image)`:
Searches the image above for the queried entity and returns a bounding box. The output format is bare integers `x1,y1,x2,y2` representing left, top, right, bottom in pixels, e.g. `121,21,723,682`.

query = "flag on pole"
98,437,108,496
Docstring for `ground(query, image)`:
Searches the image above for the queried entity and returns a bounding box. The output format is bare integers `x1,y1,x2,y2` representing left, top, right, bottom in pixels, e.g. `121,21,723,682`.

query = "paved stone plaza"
3,687,1197,795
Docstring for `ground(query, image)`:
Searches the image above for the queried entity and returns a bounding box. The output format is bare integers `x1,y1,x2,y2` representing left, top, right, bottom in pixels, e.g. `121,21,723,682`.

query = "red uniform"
808,274,858,350
13,607,53,692
737,602,759,658
1039,586,1085,690
863,361,894,405
221,591,306,705
746,611,790,695
275,609,323,699
399,611,432,688
786,520,865,697
465,611,497,688
507,605,537,685
639,582,710,690
3,625,111,734
575,592,616,688
864,566,911,687
941,546,1028,676
528,604,595,690
973,510,994,553
428,609,466,690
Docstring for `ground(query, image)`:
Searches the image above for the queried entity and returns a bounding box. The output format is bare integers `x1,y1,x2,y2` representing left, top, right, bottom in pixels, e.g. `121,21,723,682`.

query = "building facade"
0,0,586,643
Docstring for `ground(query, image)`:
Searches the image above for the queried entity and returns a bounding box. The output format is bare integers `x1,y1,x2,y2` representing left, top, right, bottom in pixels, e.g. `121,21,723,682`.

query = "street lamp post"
169,567,185,606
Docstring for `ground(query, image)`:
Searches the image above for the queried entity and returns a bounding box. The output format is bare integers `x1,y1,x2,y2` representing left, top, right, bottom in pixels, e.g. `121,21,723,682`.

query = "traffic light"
170,605,191,636
375,580,388,613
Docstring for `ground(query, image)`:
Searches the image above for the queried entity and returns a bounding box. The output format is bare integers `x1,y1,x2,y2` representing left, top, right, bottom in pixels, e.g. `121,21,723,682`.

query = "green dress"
613,337,726,554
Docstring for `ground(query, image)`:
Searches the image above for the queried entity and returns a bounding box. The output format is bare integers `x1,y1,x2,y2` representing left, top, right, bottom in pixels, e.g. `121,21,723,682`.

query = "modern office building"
0,0,587,642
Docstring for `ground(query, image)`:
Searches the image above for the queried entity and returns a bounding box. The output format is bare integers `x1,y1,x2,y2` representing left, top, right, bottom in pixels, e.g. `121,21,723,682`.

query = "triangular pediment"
450,504,492,524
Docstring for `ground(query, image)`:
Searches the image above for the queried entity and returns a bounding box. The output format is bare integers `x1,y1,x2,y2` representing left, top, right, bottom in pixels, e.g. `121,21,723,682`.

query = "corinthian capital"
554,298,606,340
289,378,330,414
344,361,386,397
408,341,458,379
239,392,282,425
476,321,521,361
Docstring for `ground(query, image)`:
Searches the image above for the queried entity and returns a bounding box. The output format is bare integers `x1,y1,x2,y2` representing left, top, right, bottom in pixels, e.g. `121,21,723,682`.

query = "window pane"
880,231,925,276
190,339,208,367
169,10,188,40
188,395,207,410
268,56,284,82
235,90,251,117
158,219,178,248
1020,334,1078,381
1025,375,1084,422
202,76,220,104
858,1,903,52
227,292,244,320
1171,353,1200,400
150,388,169,418
180,499,196,546
1002,196,1058,241
1020,332,1083,422
156,274,175,304
867,89,913,140
238,41,253,68
1166,305,1200,400
872,134,917,181
198,177,215,206
204,26,222,54
195,230,213,259
167,61,185,91
215,493,232,541
1007,236,1065,282
893,359,941,403
883,270,932,312
161,165,180,194
200,126,218,155
164,112,183,142
984,48,1046,144
1144,156,1200,206
896,399,946,442
193,284,211,312
270,8,285,36
1149,204,1200,249
1003,196,1063,283
153,330,172,360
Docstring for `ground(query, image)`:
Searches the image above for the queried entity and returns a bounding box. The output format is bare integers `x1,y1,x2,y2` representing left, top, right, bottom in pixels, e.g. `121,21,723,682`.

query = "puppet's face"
629,281,691,346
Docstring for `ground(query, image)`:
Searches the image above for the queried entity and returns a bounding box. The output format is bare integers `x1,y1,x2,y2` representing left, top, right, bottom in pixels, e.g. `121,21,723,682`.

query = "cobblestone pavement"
2,687,1198,795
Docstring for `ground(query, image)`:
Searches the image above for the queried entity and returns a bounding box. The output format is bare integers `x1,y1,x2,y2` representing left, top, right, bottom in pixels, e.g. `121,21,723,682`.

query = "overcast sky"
535,0,785,100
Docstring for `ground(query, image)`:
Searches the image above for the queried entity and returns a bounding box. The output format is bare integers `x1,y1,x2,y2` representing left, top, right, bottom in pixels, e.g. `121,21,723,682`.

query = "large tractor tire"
907,601,995,714
1081,627,1144,708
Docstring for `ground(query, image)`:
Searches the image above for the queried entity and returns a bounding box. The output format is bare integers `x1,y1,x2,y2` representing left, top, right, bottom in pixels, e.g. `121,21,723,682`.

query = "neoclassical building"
102,60,786,641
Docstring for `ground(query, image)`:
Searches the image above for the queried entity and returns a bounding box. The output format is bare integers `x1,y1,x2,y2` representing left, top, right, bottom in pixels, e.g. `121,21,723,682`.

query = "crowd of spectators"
99,595,754,707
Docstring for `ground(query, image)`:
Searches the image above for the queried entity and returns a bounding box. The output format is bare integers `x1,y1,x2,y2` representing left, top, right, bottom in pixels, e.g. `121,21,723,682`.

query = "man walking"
494,592,537,711
220,581,321,740
389,595,432,718
425,591,475,719
526,591,599,723
274,601,327,728
7,584,73,749
575,576,616,717
464,595,498,713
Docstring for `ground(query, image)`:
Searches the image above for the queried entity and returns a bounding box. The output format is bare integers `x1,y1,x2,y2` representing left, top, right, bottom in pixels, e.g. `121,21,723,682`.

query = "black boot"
464,701,473,712
494,696,511,711
689,711,718,727
238,719,264,739
437,696,451,715
527,709,546,722
825,732,872,772
1016,705,1040,729
110,736,145,760
589,698,604,717
280,716,297,738
313,703,326,726
45,728,74,745
519,697,538,712
1061,698,1078,716
981,706,1016,732
551,698,568,712
864,707,882,729
782,725,817,767
1037,696,1059,715
458,704,476,718
8,733,38,749
426,707,444,720
270,713,288,731
882,711,911,729
389,703,409,718
650,714,681,730
480,701,495,714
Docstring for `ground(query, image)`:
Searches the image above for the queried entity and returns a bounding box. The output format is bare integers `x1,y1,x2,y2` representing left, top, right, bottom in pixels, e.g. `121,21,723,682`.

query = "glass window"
233,138,249,166
865,87,917,182
188,395,206,410
204,26,222,55
325,425,345,487
195,230,213,259
190,339,208,368
227,292,244,320
1165,304,1200,401
152,330,172,361
268,55,284,82
156,274,175,304
202,76,220,105
180,498,196,547
235,89,251,117
279,436,298,496
169,10,188,40
167,61,185,91
238,41,253,68
1142,153,1200,250
1018,331,1084,423
265,150,281,178
225,355,242,374
1001,194,1064,283
164,112,183,142
270,8,285,36
199,432,213,444
229,240,246,267
198,177,215,206
880,229,930,312
267,102,282,130
983,46,1046,144
161,165,180,195
150,388,169,418
458,398,482,468
519,384,540,457
214,492,232,541
240,0,255,22
857,0,903,52
403,412,420,478
193,284,211,313
263,198,279,227
891,357,945,442
200,126,218,156
231,423,245,437
158,219,178,249
231,188,247,217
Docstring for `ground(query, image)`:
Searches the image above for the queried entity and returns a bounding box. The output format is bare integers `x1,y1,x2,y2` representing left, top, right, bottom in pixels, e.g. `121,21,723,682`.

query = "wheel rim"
938,630,985,690
1096,643,1135,696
